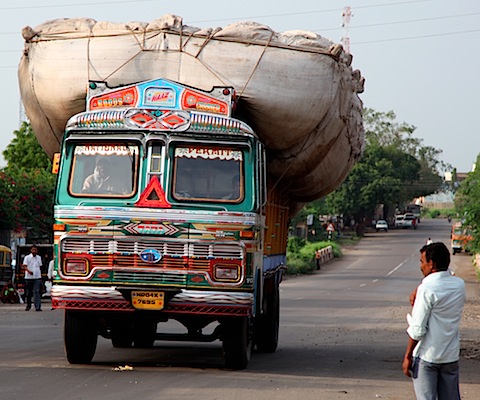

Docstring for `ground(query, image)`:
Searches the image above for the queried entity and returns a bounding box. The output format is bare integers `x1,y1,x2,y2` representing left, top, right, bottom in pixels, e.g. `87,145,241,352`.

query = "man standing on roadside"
22,245,43,312
402,242,466,399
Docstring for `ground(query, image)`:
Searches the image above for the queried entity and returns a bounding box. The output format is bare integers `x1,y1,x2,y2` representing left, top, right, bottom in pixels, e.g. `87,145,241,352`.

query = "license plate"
131,291,165,310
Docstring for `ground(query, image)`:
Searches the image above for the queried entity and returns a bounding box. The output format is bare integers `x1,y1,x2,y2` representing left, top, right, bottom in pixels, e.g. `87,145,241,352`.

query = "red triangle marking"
135,176,171,208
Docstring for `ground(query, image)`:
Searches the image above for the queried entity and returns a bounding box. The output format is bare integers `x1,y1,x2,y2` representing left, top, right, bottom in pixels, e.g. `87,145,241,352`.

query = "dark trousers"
25,278,42,310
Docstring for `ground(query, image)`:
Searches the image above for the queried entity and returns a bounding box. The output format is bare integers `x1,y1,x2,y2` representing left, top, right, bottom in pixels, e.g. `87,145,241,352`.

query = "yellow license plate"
131,291,165,310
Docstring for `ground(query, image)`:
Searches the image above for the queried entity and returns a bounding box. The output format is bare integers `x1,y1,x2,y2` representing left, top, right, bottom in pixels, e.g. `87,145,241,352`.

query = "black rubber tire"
222,317,252,370
64,310,98,364
255,286,279,353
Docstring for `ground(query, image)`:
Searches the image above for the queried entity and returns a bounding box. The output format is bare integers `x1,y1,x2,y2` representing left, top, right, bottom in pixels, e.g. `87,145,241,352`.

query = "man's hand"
402,355,412,377
409,287,417,306
403,337,418,377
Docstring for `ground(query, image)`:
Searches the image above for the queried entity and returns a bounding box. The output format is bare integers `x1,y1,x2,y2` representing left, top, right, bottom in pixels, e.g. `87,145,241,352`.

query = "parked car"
394,215,405,228
376,220,389,232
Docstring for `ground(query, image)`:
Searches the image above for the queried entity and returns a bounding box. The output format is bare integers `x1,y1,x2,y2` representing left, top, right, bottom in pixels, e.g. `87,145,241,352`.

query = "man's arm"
22,255,32,275
402,336,419,377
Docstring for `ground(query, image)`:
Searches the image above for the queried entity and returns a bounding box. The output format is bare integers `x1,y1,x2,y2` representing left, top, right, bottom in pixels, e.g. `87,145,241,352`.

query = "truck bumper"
51,285,253,317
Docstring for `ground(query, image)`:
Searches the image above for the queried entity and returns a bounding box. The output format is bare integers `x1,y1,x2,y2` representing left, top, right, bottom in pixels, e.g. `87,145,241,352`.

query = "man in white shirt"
22,245,43,311
402,242,466,400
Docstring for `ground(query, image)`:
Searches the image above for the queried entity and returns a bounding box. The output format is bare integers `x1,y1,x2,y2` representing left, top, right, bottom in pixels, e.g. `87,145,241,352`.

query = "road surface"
0,218,478,399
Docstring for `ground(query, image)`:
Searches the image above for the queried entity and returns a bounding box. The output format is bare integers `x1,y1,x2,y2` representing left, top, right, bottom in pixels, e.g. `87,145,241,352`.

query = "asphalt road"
1,218,478,400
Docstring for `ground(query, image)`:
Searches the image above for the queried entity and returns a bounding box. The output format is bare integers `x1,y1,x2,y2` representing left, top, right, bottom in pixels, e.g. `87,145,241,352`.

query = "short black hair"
420,242,450,271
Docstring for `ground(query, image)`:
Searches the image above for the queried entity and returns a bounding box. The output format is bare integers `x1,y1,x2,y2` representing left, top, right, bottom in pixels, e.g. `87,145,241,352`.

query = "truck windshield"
69,144,139,197
172,146,244,202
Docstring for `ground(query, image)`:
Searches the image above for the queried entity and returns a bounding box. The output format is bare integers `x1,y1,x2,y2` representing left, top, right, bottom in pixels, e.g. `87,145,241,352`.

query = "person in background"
22,245,43,311
315,249,322,270
1,280,19,304
426,238,433,245
402,242,465,399
46,256,54,309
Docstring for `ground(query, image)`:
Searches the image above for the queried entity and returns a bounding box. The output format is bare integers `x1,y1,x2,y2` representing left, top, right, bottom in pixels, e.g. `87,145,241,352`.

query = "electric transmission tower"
341,6,353,54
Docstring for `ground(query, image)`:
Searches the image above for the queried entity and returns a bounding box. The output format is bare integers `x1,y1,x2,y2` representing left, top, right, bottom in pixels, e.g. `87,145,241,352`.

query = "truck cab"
51,78,287,369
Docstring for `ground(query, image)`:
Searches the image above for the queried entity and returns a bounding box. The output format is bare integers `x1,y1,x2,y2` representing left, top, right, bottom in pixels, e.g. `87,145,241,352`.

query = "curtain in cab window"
173,146,243,202
69,144,138,197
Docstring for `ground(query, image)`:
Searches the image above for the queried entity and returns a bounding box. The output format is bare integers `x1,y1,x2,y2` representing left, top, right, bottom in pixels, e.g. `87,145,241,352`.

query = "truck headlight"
64,259,88,275
214,265,240,282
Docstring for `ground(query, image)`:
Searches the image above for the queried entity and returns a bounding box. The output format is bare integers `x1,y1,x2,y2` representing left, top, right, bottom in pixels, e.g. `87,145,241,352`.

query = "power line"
0,0,434,21
0,0,158,10
353,28,480,45
315,12,480,33
191,1,435,25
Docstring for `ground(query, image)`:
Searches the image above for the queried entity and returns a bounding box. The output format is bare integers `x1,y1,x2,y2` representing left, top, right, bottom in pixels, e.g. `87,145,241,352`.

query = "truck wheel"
64,310,98,364
133,318,157,348
222,316,251,370
255,286,279,353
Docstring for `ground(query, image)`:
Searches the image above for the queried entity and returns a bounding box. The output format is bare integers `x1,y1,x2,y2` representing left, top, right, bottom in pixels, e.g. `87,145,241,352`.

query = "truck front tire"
64,310,98,364
222,316,252,370
255,285,279,353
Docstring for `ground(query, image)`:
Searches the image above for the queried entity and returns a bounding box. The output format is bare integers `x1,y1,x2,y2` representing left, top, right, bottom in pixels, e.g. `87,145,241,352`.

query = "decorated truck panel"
51,78,288,369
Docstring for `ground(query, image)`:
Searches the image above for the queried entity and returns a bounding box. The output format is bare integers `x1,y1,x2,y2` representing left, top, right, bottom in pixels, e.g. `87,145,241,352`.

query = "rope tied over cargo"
237,31,275,101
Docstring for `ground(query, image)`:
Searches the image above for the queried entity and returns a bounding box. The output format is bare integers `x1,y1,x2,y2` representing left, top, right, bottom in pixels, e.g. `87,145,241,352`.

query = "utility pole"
341,6,353,54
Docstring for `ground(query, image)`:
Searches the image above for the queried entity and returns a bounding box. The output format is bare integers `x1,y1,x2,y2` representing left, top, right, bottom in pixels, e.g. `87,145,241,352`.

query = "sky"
1,0,479,172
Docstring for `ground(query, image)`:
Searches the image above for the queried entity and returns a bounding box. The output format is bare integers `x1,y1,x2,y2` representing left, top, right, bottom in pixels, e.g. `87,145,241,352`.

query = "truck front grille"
61,238,243,272
62,238,243,259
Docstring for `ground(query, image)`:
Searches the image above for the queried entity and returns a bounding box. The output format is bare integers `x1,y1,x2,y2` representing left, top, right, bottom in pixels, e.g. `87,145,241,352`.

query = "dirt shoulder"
451,253,480,382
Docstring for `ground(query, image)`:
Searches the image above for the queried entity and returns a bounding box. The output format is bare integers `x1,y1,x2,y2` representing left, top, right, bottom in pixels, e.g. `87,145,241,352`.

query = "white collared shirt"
407,271,466,363
23,253,43,280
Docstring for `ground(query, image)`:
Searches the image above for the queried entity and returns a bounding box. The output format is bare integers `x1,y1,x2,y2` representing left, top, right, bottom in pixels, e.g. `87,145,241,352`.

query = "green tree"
1,122,54,241
324,109,444,224
3,121,52,170
454,155,480,252
325,144,420,222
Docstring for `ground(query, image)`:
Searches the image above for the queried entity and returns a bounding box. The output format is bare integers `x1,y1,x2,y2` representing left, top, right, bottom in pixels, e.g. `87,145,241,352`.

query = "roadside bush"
429,209,441,219
287,236,305,254
286,241,342,275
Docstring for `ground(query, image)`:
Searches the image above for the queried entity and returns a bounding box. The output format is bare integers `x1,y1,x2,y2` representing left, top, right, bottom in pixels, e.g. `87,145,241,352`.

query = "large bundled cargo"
18,14,364,205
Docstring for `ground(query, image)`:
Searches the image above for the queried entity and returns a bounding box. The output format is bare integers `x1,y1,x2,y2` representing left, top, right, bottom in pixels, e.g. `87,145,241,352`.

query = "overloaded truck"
18,15,365,369
50,78,287,369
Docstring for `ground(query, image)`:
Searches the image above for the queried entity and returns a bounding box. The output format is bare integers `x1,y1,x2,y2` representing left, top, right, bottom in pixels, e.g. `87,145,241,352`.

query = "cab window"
69,144,139,197
172,146,244,202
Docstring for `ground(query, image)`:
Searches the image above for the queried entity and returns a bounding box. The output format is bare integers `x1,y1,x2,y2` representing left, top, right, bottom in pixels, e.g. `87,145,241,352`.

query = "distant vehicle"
403,213,417,229
451,222,472,255
376,220,389,232
394,215,405,228
394,214,416,229
406,204,421,222
0,245,13,285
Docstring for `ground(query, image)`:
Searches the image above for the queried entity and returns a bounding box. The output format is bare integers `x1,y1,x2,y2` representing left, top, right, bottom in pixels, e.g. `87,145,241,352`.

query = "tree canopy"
3,121,52,170
315,108,445,223
0,122,54,241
